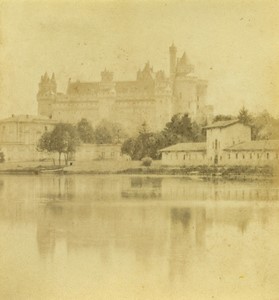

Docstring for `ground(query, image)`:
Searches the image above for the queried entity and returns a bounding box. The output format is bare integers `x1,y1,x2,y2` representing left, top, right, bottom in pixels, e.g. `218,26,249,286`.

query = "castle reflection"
0,174,278,282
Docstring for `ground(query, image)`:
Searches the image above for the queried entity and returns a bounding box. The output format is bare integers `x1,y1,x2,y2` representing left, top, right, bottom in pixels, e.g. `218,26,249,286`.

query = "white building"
160,119,279,166
204,120,251,165
0,115,57,162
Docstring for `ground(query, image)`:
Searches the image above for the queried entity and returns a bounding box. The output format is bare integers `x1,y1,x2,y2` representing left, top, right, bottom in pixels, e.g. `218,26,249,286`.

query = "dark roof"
160,142,206,152
224,140,279,151
204,119,240,129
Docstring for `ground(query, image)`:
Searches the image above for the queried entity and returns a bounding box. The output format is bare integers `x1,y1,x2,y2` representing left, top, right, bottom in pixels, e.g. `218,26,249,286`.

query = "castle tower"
169,43,177,80
37,72,57,117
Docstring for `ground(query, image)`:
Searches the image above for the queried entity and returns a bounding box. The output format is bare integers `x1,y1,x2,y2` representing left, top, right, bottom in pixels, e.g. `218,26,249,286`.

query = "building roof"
224,140,279,152
204,119,240,129
0,114,57,124
160,142,206,152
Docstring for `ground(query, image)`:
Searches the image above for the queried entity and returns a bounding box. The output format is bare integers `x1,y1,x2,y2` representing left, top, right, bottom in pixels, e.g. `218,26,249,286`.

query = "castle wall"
173,76,200,116
37,45,212,132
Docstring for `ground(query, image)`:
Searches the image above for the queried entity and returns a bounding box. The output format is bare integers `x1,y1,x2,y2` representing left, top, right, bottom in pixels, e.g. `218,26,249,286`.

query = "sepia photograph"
0,0,279,299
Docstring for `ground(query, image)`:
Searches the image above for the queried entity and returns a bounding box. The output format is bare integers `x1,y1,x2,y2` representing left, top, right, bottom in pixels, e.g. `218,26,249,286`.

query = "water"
0,175,279,300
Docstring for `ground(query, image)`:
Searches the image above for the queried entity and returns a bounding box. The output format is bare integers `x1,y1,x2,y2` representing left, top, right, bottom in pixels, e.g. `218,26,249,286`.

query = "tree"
38,123,80,165
121,115,205,160
164,113,193,141
121,138,136,158
77,118,94,143
238,106,252,126
213,114,235,122
251,110,279,140
94,120,127,144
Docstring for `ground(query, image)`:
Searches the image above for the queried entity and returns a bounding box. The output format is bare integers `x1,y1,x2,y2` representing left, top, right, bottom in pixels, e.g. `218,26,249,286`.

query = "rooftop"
0,114,57,124
224,140,279,151
204,119,240,129
160,142,206,152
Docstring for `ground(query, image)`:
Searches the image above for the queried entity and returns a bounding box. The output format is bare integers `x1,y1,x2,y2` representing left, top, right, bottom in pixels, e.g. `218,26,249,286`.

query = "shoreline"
0,162,276,182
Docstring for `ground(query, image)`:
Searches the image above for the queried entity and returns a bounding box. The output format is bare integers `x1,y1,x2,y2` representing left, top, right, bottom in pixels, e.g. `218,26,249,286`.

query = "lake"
0,175,279,299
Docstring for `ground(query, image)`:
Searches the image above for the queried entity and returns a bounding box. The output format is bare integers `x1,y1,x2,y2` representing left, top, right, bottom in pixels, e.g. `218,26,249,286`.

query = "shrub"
141,157,152,167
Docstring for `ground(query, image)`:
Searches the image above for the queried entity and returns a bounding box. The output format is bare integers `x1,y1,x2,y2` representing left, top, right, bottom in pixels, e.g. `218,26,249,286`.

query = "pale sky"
0,0,279,119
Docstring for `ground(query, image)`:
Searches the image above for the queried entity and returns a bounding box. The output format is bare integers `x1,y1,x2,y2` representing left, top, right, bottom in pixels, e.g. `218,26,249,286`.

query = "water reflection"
0,175,279,299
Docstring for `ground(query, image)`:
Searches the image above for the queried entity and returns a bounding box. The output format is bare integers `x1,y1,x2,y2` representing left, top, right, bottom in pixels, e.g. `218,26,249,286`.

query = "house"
204,119,251,165
0,114,57,162
160,119,279,166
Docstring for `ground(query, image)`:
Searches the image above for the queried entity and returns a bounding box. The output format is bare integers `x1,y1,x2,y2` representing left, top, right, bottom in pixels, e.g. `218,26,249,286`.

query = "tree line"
37,119,127,165
37,107,279,164
121,114,205,160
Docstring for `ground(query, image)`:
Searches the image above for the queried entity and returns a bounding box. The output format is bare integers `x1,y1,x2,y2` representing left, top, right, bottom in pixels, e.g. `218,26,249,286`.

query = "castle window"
220,156,222,161
242,154,245,159
183,154,186,160
257,153,260,159
215,139,218,150
236,153,238,159
250,153,252,159
267,153,269,159
228,154,230,159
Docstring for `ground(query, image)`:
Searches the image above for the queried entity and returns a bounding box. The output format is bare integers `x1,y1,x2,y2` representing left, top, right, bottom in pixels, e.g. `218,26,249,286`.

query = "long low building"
161,143,206,166
223,140,279,166
160,120,279,166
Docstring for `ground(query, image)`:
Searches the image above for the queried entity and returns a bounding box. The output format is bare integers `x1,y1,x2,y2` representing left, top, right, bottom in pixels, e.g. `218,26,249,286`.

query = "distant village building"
0,115,57,162
37,44,213,133
160,120,279,166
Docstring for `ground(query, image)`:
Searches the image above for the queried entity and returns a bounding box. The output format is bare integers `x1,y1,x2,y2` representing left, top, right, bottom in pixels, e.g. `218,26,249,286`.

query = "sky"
0,0,279,119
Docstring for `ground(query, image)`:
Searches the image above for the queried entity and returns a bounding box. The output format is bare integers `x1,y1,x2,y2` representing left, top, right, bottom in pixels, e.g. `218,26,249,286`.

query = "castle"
37,44,213,133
